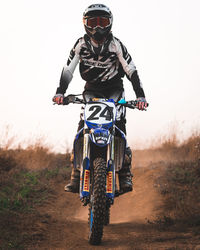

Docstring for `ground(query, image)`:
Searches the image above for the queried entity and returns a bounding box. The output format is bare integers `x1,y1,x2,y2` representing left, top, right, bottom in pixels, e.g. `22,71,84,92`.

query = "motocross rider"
53,4,148,194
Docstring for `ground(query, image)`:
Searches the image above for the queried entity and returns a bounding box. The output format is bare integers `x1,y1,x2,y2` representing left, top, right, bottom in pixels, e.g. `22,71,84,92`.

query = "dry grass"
148,132,200,229
0,140,72,249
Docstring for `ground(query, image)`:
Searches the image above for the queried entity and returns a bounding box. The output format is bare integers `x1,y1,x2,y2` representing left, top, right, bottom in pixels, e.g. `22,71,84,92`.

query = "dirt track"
29,165,200,250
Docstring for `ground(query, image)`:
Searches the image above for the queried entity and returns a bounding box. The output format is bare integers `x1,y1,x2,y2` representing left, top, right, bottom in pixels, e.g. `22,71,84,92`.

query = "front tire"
88,158,107,245
104,202,110,226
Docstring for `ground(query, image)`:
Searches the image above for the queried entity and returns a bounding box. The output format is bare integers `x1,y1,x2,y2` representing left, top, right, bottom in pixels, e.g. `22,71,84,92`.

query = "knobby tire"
88,157,107,245
104,204,110,226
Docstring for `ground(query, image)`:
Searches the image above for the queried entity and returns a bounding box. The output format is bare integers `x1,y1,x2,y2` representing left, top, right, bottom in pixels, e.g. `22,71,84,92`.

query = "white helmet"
83,4,113,42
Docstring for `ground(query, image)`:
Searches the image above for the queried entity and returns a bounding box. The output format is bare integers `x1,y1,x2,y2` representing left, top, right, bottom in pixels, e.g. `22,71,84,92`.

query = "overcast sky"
0,0,200,152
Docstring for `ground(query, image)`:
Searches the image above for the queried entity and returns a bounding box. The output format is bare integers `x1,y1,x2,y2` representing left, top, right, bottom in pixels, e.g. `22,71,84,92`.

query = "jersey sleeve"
56,39,81,94
114,38,145,98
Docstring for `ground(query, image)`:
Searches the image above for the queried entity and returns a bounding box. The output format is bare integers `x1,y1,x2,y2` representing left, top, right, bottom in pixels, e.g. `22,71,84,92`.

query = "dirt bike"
61,94,146,245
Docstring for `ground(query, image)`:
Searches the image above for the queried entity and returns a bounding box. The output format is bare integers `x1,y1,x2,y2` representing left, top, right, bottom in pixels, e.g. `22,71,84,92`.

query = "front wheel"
104,204,110,226
88,157,107,245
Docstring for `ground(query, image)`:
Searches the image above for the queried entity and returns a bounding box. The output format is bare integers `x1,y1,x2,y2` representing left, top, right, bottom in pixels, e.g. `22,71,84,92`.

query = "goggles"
84,16,111,29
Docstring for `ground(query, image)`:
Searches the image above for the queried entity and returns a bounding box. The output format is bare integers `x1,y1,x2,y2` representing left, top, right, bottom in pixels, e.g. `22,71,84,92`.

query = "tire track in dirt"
30,166,199,250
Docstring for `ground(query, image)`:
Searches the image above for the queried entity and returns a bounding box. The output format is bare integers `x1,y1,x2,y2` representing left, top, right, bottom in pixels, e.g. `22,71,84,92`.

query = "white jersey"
57,34,145,98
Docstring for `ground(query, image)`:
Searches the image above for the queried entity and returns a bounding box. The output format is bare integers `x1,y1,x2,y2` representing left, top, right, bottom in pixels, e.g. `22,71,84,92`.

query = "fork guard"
106,159,115,200
80,157,90,199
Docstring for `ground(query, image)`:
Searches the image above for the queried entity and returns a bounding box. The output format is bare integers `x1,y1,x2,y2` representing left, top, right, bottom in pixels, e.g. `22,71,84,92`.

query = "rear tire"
88,158,106,245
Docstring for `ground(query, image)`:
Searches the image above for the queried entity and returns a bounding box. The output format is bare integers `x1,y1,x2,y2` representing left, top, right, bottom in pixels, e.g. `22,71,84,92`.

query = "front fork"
80,131,90,205
80,131,115,206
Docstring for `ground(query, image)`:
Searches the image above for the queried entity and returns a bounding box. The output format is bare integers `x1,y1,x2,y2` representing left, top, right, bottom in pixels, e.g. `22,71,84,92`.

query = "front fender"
89,128,111,147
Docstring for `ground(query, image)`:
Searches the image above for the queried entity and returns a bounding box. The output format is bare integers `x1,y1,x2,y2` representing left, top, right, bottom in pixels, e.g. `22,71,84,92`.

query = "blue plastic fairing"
86,120,113,129
89,128,111,147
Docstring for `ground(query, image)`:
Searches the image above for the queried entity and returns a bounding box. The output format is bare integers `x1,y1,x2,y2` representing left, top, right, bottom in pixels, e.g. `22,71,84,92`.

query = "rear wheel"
88,158,107,245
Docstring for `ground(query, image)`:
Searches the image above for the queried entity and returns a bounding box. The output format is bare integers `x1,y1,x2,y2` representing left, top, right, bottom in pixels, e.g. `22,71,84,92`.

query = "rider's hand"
52,94,64,105
136,97,148,110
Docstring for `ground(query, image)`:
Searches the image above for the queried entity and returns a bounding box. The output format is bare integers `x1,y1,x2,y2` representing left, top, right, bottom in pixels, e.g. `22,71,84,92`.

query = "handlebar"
57,94,148,110
63,95,84,105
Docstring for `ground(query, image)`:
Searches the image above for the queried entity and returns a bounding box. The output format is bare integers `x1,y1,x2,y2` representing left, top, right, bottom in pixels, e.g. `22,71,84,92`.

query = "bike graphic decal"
106,171,113,193
100,106,114,121
85,102,116,125
83,169,90,192
87,105,101,120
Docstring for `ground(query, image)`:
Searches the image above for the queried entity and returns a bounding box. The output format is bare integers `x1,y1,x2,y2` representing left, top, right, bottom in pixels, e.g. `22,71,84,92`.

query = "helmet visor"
84,16,111,29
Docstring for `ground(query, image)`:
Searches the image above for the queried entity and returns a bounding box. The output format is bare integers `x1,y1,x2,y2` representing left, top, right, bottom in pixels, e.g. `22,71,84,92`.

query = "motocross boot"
118,147,133,193
64,168,80,193
64,153,80,193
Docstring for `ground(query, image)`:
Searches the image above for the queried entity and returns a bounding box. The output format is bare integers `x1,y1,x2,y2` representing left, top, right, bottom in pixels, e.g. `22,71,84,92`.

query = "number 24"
87,105,113,121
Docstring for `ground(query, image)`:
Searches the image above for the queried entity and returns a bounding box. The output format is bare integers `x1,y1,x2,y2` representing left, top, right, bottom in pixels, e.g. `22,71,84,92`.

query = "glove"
52,94,64,105
136,97,148,110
